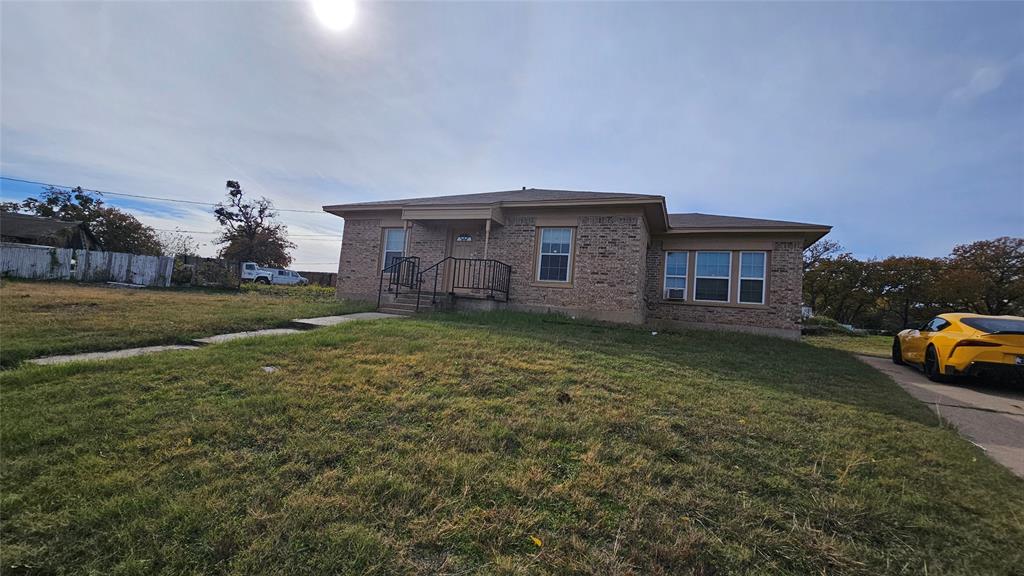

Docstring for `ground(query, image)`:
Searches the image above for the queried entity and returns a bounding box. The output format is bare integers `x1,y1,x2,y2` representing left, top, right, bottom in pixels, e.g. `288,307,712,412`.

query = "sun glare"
312,0,356,31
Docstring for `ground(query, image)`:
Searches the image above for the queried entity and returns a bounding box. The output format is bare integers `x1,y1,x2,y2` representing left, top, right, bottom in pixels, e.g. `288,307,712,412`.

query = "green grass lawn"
803,334,893,358
3,312,1022,574
0,279,371,366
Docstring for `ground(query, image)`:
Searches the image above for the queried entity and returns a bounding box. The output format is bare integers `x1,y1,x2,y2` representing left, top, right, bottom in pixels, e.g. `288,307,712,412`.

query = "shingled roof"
326,188,661,208
0,212,98,249
323,188,830,243
667,212,828,230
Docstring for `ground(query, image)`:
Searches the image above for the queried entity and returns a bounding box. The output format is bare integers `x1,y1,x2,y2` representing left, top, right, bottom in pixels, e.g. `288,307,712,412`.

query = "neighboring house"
324,188,830,339
0,212,98,250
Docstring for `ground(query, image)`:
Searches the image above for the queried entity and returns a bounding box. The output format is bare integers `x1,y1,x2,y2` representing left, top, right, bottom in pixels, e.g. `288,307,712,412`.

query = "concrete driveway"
859,355,1024,478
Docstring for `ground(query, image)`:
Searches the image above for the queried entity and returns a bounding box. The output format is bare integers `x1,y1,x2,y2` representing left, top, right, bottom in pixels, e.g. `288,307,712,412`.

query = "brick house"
324,189,830,339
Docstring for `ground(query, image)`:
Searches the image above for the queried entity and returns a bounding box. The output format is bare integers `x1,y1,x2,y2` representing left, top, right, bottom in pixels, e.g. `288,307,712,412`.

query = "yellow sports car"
892,313,1024,382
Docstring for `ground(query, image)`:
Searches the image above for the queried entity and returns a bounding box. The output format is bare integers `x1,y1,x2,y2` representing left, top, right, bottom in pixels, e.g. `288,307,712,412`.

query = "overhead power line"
154,228,338,238
0,176,330,215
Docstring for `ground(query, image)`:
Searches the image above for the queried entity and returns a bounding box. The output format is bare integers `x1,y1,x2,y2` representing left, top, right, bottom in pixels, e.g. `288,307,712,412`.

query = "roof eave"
661,226,832,247
323,196,667,218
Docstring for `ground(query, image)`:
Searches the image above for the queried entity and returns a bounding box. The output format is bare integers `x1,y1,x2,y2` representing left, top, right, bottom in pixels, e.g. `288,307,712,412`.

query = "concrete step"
391,300,434,310
377,306,417,316
381,301,419,310
392,296,423,304
392,294,442,305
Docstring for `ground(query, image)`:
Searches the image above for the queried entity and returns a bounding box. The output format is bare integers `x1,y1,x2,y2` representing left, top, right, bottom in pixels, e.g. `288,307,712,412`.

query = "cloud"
949,53,1024,101
950,66,1007,101
2,1,1022,269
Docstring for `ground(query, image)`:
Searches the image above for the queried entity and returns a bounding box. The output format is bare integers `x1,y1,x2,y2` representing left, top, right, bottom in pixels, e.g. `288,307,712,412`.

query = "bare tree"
158,228,202,257
803,239,843,273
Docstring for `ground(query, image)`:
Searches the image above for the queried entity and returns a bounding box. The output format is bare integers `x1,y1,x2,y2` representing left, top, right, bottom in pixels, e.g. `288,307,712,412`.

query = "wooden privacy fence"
173,255,241,289
0,242,174,287
296,270,337,287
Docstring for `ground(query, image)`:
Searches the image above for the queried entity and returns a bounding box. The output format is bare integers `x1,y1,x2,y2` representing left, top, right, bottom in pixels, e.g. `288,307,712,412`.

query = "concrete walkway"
193,328,302,346
23,312,404,367
27,345,198,366
858,355,1024,478
290,312,401,329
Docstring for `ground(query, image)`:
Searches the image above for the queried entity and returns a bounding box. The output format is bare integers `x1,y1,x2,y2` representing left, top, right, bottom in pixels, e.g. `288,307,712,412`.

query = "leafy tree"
804,236,1024,331
944,237,1024,316
875,256,943,329
15,186,162,255
804,254,880,325
21,186,104,222
214,180,294,267
90,208,163,255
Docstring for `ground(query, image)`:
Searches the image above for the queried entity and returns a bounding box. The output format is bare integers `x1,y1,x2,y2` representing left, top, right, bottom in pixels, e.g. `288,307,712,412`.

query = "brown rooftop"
325,188,661,209
323,188,830,242
0,212,87,238
667,212,829,230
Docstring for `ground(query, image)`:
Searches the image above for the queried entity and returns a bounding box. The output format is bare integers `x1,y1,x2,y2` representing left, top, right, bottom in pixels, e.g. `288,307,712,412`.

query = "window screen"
383,228,406,269
538,228,573,282
664,251,687,299
695,251,730,302
739,252,766,304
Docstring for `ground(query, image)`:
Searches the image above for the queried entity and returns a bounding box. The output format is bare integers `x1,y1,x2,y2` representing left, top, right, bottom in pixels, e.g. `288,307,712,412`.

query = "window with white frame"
739,251,766,304
694,251,731,302
382,228,406,269
537,227,573,282
664,251,688,299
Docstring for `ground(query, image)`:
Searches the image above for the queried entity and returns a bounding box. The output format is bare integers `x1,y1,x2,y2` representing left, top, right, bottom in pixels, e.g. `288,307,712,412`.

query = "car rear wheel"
255,277,271,285
892,338,905,365
924,345,948,383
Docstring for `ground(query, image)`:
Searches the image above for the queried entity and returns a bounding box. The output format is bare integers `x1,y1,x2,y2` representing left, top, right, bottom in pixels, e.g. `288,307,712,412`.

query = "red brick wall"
334,211,806,339
335,219,384,300
643,238,805,338
486,212,648,323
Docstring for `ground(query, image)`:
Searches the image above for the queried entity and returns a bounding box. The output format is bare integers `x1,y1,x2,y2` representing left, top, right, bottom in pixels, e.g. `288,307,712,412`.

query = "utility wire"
0,176,330,215
155,228,338,238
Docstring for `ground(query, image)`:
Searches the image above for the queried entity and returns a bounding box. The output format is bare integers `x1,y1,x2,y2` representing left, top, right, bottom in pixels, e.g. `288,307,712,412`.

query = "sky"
2,0,1022,272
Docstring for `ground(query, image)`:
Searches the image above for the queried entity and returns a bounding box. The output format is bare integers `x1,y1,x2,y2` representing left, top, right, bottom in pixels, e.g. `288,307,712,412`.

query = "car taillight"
949,340,1001,357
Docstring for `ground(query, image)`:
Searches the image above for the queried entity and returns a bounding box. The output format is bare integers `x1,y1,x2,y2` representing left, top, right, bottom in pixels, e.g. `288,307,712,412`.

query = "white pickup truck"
240,262,309,285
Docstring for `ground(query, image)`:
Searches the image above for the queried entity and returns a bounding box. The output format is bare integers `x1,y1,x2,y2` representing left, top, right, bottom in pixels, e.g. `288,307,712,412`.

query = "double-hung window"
739,251,766,304
537,227,573,282
664,251,688,299
694,251,731,302
382,228,406,269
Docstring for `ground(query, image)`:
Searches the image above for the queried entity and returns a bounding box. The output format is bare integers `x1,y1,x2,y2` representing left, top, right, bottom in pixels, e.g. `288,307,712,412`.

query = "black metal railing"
377,256,420,308
416,257,512,310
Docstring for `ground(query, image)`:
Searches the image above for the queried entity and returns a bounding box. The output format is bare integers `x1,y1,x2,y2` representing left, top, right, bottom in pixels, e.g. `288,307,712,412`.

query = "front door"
447,227,478,292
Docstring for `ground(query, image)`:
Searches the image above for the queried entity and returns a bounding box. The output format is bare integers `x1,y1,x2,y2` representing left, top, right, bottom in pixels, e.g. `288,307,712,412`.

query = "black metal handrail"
377,256,420,308
415,257,512,311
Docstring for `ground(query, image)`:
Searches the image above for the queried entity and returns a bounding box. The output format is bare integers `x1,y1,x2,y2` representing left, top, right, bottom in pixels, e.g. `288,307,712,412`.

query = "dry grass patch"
803,334,892,358
0,279,370,366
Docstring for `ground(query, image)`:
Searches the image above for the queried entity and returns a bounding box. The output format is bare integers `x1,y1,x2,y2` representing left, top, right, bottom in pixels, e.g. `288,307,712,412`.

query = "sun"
312,0,357,31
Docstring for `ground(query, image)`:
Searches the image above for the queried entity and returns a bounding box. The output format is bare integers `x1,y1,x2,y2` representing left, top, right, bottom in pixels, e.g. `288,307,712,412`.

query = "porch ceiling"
401,206,504,225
